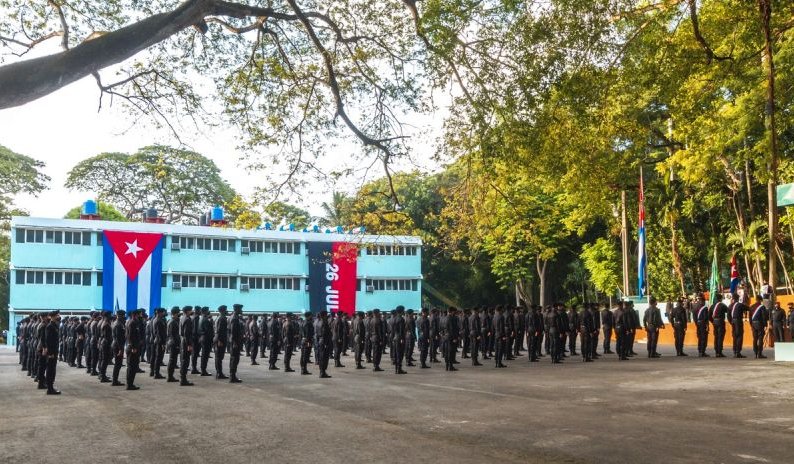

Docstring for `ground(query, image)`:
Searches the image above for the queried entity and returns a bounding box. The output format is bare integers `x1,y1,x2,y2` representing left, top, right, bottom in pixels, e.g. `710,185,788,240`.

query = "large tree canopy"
64,145,235,223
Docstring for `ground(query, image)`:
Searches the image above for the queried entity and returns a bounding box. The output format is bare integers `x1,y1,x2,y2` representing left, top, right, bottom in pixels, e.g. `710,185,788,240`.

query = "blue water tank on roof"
83,200,98,216
211,205,224,221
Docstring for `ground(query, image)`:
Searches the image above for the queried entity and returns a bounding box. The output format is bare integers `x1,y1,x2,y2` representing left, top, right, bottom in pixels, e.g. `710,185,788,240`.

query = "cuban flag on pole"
637,167,647,298
102,230,164,317
729,254,741,294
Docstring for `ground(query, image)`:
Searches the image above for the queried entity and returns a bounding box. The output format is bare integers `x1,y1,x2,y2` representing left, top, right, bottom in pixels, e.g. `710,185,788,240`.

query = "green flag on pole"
708,248,719,306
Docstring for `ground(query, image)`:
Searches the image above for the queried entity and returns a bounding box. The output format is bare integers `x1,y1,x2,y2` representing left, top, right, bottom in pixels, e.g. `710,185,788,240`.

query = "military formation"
15,294,784,395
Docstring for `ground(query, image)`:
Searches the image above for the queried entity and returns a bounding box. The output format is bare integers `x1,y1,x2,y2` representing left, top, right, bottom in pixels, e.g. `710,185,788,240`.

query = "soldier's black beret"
182,305,193,311
116,310,126,317
171,307,181,315
304,311,313,317
233,303,243,310
218,305,228,312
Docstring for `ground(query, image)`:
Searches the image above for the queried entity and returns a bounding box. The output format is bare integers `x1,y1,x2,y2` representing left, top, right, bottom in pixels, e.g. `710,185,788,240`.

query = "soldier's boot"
230,375,242,383
284,361,295,373
180,375,194,386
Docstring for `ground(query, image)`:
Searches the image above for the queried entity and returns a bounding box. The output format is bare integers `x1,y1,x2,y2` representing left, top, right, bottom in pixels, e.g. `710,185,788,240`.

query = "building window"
367,245,418,256
364,278,419,292
15,270,24,284
240,276,300,291
172,273,237,289
161,274,167,288
16,270,90,285
16,228,25,243
97,272,103,286
175,236,235,252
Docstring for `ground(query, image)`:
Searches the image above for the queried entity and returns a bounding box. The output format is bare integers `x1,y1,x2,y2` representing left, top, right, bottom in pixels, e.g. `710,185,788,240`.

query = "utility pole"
621,190,630,298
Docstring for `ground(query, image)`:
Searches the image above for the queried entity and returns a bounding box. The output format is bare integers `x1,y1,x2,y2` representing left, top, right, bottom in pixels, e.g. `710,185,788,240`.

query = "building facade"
6,216,422,346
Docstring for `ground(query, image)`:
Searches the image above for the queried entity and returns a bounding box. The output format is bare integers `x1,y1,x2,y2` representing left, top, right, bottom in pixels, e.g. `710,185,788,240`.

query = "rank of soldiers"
16,294,785,395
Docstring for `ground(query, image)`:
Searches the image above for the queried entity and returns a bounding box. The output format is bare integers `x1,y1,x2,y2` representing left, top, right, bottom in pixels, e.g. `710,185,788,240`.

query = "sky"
0,42,446,221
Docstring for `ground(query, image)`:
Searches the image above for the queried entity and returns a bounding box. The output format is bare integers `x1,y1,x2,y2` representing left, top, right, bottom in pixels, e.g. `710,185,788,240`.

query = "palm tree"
319,191,350,227
726,219,767,296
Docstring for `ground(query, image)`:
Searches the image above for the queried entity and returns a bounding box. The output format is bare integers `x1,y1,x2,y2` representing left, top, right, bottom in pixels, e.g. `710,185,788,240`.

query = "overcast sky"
0,41,445,221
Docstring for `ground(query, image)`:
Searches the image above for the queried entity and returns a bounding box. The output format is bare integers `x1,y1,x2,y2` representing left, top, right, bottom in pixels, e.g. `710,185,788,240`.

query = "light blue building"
6,215,422,346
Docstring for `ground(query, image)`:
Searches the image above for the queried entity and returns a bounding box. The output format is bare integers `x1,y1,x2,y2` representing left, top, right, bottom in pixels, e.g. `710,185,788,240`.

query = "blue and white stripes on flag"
101,230,164,317
637,169,647,297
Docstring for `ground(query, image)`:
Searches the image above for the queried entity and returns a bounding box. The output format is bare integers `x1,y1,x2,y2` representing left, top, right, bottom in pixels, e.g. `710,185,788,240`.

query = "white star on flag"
125,240,143,258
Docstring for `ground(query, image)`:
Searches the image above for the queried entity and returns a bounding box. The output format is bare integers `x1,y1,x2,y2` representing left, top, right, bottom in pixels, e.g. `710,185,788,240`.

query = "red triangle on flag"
103,230,163,280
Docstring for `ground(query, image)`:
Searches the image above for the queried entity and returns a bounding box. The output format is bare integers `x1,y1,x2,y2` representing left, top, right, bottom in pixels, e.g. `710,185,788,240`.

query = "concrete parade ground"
1,345,793,464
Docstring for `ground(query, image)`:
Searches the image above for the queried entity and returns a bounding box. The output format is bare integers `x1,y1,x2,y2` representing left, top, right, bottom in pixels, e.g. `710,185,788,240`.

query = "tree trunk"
536,256,547,308
759,0,779,305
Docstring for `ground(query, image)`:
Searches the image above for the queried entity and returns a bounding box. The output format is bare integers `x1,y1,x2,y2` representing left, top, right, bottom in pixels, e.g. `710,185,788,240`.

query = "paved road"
1,346,793,464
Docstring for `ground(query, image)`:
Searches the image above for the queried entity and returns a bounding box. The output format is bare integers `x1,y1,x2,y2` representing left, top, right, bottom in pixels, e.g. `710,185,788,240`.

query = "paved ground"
1,345,793,464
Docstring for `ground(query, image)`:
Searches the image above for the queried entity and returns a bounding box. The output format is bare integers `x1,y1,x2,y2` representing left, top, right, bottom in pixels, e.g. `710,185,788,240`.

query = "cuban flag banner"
102,230,164,316
729,254,741,294
637,168,647,298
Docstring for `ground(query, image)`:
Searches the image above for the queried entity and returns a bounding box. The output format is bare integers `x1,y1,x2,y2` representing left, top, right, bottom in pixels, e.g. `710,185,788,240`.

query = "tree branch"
688,0,733,64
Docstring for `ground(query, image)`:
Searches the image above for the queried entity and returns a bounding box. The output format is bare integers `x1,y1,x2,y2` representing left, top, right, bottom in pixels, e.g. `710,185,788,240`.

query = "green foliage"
580,238,621,297
64,201,127,221
0,144,49,218
262,201,311,229
65,145,235,224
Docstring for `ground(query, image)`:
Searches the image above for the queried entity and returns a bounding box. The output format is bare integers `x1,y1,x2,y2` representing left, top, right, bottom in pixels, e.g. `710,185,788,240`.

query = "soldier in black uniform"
481,308,492,360
179,306,195,386
352,311,366,369
567,306,580,356
601,304,614,354
315,310,332,378
429,308,441,363
544,305,561,363
580,304,595,362
493,305,507,368
670,299,688,356
788,304,794,344
150,308,167,379
35,314,48,383
268,312,282,370
504,307,515,360
331,312,346,368
125,309,142,390
771,302,786,343
392,306,407,374
613,303,628,361
213,305,229,379
417,308,431,368
364,311,373,364
443,307,460,371
97,311,112,383
515,306,526,357
282,313,296,372
729,294,747,358
627,301,640,356
166,307,181,382
643,297,664,358
89,311,101,376
370,309,385,372
526,306,541,362
198,307,213,376
229,304,244,382
461,308,471,359
249,314,260,365
300,312,314,375
110,310,126,386
711,296,729,357
469,307,482,366
405,309,417,366
749,298,769,359
43,311,61,395
189,305,201,374
144,313,153,368
558,305,569,357
694,296,711,357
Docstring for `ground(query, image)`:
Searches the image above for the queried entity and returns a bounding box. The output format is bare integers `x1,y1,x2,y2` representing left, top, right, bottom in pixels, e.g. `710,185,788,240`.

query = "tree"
65,145,235,223
223,194,262,229
318,191,350,228
262,201,311,229
0,145,48,331
64,201,127,221
581,238,621,299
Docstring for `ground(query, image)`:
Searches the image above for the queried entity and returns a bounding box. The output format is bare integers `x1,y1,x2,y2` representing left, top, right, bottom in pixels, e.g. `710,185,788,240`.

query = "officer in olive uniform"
300,312,314,375
213,305,229,379
643,297,664,358
229,304,244,382
179,306,195,386
125,309,142,390
110,310,126,386
166,307,181,382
